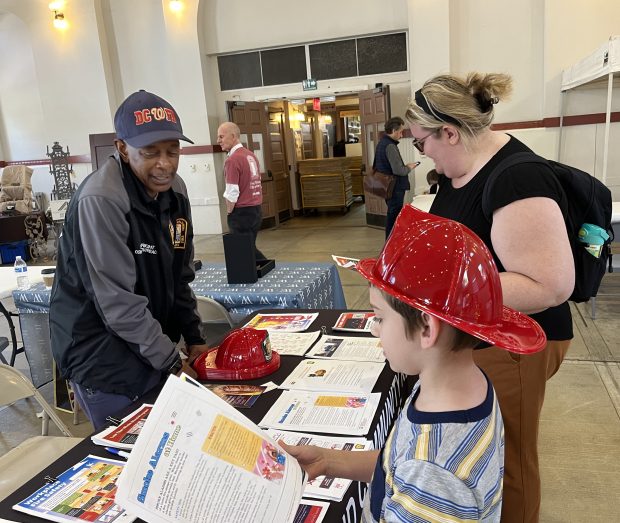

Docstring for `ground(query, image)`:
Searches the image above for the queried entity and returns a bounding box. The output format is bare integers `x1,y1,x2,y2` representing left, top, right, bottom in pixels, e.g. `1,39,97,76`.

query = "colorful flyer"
13,455,135,522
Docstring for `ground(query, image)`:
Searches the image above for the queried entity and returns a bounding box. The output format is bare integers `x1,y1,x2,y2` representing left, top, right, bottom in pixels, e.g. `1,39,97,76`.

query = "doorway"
227,87,392,227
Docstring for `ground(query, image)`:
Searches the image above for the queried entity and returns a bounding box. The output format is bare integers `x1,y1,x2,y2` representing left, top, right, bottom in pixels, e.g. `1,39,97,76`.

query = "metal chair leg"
590,297,597,320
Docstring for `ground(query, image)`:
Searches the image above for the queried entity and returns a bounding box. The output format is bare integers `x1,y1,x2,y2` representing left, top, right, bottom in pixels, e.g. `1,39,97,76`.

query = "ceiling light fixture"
169,1,184,12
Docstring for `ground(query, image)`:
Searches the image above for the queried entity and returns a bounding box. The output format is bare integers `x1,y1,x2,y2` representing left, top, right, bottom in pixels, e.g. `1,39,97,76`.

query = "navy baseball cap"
114,90,194,148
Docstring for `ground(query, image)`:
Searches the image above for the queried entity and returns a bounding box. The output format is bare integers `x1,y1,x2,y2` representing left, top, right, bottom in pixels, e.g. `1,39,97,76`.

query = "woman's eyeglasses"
411,131,436,153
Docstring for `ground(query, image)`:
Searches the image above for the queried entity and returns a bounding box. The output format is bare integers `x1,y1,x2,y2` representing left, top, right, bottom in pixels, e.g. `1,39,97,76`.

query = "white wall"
202,0,408,54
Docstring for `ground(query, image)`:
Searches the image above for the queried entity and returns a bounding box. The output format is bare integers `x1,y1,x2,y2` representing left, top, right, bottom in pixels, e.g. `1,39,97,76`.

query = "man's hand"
279,442,328,480
185,344,210,365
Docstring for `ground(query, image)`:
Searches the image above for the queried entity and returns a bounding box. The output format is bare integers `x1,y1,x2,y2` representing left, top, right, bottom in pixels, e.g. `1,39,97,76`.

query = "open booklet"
91,404,152,450
12,455,135,523
114,375,306,523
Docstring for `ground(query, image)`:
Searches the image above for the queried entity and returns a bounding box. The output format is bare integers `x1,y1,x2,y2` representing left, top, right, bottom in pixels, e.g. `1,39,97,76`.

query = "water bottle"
14,255,30,290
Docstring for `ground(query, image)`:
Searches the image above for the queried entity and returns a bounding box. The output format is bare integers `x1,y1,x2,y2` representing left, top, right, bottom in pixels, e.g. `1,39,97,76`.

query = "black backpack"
482,152,614,303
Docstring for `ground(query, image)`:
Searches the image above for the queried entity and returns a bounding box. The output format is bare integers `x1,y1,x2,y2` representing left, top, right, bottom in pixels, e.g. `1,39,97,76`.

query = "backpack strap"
481,151,549,222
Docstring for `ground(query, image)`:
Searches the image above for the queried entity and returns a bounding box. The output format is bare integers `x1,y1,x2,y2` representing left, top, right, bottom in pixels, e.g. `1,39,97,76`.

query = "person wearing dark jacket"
50,90,208,430
373,117,419,238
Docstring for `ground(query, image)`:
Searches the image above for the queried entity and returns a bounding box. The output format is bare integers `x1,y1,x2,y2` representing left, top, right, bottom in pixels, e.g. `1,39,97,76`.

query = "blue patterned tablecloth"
13,262,347,323
190,262,347,322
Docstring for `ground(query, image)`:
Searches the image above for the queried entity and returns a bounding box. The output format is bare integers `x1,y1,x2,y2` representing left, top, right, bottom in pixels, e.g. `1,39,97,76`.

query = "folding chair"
195,296,235,346
195,296,234,327
0,302,24,366
0,363,73,437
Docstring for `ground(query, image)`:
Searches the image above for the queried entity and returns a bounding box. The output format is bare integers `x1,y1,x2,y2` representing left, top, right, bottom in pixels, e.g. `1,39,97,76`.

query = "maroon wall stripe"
1,111,618,167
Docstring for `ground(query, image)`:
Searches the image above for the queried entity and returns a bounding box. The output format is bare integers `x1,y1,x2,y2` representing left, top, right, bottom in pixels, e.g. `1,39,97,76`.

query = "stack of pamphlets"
91,404,152,450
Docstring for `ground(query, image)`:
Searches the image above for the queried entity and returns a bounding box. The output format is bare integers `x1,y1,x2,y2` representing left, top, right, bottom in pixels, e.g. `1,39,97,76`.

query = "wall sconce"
169,0,184,12
49,2,68,30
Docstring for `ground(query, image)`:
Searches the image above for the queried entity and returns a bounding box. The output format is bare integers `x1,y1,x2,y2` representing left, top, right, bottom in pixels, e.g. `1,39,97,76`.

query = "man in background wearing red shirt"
217,122,267,261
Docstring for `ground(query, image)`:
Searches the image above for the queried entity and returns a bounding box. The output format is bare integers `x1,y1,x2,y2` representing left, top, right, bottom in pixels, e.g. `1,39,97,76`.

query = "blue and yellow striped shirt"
363,374,504,522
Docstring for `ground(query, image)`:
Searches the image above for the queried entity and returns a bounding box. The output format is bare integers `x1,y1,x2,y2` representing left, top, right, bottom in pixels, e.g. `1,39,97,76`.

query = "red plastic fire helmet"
191,327,280,380
356,205,546,354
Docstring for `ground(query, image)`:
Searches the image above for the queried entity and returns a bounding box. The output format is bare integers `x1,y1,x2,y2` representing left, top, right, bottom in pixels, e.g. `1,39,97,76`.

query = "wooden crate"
300,172,353,211
298,156,363,197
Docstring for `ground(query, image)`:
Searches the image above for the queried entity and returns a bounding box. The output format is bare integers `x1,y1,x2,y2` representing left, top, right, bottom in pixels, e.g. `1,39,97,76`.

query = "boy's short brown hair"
380,289,480,352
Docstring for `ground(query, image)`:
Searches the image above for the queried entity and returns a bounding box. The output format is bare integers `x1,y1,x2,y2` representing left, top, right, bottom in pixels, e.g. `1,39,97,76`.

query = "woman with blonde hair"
406,73,574,523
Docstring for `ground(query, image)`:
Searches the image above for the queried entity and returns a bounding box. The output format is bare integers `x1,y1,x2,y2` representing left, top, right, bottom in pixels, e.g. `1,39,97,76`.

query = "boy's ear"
419,312,441,349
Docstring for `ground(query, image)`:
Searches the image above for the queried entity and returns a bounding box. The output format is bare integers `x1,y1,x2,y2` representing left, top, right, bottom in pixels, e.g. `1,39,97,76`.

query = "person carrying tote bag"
368,117,419,238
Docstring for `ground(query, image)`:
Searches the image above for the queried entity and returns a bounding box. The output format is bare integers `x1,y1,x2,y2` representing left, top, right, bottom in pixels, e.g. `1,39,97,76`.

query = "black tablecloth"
0,309,415,523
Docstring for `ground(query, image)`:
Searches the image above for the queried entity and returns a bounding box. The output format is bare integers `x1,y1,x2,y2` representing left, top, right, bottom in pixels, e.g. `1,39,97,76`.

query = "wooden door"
268,119,292,222
227,101,277,228
359,86,390,228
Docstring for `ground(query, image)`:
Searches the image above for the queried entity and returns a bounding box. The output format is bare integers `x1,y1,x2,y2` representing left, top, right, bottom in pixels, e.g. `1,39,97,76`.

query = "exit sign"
302,78,317,91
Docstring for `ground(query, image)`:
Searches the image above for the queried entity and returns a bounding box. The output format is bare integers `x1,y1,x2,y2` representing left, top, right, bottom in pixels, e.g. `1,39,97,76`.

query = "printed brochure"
332,312,376,333
12,455,135,523
244,313,319,332
259,390,380,436
114,375,306,523
204,384,266,408
91,404,152,450
305,336,385,363
279,359,384,395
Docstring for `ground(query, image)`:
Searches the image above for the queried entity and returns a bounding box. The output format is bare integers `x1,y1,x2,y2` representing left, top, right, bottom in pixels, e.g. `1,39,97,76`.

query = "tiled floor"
1,202,619,520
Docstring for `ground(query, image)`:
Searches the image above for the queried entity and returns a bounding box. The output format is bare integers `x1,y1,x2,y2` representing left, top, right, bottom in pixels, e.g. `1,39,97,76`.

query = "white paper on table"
279,359,384,394
115,375,306,523
266,429,372,501
293,499,331,523
268,331,322,356
305,335,385,363
259,390,381,436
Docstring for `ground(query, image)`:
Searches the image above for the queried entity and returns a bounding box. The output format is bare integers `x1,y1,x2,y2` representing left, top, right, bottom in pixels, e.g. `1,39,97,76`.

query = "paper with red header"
91,404,152,450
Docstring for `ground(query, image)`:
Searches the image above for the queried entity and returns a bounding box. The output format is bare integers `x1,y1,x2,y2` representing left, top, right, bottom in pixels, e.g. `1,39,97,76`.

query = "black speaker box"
223,233,257,284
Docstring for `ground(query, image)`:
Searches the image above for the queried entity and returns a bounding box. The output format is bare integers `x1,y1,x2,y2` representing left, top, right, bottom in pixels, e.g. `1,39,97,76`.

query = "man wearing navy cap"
50,90,208,430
